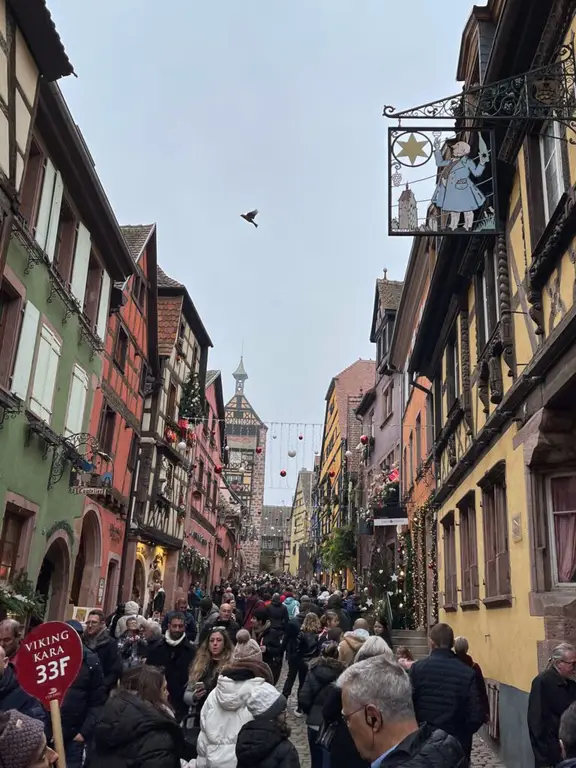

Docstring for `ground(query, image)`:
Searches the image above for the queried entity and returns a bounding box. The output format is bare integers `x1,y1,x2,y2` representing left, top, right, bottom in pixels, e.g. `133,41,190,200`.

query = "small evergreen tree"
179,372,204,421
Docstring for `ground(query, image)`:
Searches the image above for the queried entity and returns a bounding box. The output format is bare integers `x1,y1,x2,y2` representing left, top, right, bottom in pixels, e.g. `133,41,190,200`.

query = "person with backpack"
294,613,321,717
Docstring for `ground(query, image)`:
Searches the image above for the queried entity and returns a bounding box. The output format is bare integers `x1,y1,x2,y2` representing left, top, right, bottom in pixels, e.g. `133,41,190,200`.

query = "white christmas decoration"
177,440,187,451
288,449,297,458
366,598,373,607
391,573,399,582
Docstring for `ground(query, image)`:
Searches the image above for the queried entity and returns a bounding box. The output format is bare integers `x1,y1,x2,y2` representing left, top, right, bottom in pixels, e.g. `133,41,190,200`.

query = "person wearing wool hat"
0,709,57,768
236,683,300,768
233,629,263,664
114,600,146,638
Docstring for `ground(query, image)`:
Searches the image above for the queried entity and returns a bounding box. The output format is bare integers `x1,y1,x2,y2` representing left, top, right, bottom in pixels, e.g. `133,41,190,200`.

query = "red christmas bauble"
360,435,369,445
280,469,287,477
329,470,336,478
215,465,223,474
256,447,263,454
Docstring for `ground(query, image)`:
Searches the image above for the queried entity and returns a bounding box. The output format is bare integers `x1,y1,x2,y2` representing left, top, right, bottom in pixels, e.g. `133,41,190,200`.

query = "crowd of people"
1,577,576,768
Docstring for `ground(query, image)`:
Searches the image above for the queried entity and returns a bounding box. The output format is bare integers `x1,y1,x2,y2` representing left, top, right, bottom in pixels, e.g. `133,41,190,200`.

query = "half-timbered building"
223,359,267,573
128,265,212,613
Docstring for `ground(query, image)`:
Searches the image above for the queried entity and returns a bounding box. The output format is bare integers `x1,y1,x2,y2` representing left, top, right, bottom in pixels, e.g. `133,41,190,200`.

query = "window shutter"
96,271,111,341
471,563,479,600
29,325,61,423
44,171,64,262
496,552,510,596
65,364,89,437
10,301,40,400
34,159,56,251
70,222,91,306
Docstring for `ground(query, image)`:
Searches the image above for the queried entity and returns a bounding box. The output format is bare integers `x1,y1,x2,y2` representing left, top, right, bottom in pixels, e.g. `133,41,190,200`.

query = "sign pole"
49,699,67,768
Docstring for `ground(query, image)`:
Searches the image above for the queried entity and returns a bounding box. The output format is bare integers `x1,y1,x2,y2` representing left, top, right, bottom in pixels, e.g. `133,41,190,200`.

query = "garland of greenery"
178,545,209,575
320,526,356,571
0,571,45,619
44,520,75,546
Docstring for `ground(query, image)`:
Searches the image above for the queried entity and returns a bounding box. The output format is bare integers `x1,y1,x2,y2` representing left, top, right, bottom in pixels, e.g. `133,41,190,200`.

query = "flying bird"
241,209,258,228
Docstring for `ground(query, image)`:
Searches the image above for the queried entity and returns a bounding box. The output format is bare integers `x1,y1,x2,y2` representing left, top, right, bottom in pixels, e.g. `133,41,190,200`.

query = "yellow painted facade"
288,470,312,577
403,10,576,764
319,383,342,538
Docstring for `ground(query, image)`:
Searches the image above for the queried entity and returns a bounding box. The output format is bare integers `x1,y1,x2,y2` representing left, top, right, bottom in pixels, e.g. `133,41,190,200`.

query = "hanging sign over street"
15,621,83,709
373,517,409,527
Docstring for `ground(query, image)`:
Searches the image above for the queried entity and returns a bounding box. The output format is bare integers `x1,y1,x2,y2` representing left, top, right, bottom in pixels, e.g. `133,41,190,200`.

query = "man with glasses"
146,612,195,720
528,642,576,767
338,655,466,767
83,610,122,693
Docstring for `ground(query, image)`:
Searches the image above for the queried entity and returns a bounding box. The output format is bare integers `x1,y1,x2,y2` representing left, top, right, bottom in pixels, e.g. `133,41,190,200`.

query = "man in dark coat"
267,593,289,630
410,623,483,759
299,595,321,617
243,587,265,629
327,594,351,632
146,612,195,720
338,654,467,768
198,603,239,645
0,646,45,725
162,597,197,643
83,610,123,693
528,642,576,767
559,701,576,768
281,608,307,700
61,622,108,768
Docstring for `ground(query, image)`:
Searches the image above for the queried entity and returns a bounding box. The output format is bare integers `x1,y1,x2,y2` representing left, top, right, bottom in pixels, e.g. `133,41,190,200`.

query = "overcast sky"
47,0,471,501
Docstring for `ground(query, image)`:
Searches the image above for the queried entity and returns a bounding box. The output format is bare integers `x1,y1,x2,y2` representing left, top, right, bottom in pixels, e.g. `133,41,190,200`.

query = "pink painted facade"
179,370,238,593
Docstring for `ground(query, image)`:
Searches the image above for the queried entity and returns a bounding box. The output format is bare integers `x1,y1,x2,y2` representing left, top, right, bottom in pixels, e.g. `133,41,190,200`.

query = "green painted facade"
0,234,101,580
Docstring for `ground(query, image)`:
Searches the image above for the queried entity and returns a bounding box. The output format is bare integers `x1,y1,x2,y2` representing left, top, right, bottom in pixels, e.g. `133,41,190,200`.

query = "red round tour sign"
15,621,83,709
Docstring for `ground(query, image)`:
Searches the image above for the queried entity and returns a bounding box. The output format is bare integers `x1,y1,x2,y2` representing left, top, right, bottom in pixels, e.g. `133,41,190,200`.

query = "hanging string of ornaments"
264,422,323,489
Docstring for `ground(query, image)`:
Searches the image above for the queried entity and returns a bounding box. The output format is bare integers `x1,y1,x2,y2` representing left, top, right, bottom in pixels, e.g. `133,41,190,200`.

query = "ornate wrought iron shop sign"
383,43,576,237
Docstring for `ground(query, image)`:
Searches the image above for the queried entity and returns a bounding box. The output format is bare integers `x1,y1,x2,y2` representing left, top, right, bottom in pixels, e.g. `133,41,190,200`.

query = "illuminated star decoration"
365,598,373,607
396,133,428,166
390,573,399,582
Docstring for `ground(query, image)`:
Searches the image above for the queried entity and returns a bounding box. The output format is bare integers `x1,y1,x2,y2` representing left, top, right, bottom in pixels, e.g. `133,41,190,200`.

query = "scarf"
84,628,108,650
164,630,186,647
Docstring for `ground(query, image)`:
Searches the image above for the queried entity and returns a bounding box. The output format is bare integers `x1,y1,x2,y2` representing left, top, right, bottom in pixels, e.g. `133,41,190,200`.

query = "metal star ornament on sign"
387,127,500,237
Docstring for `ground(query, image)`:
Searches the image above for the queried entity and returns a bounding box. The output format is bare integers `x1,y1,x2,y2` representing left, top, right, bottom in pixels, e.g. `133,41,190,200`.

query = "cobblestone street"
279,666,504,768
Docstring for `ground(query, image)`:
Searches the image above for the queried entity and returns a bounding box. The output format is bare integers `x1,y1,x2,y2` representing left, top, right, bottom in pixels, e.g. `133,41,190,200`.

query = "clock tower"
224,358,267,573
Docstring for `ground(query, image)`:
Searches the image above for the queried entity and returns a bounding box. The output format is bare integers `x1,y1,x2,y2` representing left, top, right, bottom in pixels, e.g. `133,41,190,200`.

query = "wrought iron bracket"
383,43,576,140
47,268,81,324
25,412,63,461
0,391,22,429
78,319,103,362
48,431,100,491
12,215,49,274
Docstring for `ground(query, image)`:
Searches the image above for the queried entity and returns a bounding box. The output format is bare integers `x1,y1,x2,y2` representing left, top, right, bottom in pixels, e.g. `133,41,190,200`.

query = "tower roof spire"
233,356,248,381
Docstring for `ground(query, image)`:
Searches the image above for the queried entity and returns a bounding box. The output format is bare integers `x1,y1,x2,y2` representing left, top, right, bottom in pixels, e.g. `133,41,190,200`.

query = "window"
206,472,212,505
383,384,393,419
459,494,479,602
29,324,61,424
434,378,442,437
64,364,89,437
425,392,434,455
540,121,566,222
96,272,111,342
0,280,23,390
98,404,116,456
442,512,457,608
53,200,77,285
127,432,139,471
212,478,218,509
0,511,24,582
166,381,177,422
32,156,63,261
83,253,103,329
139,361,149,395
415,414,422,467
403,446,408,493
20,140,44,228
409,432,414,486
198,459,205,487
475,246,499,352
446,332,459,409
480,464,511,600
114,326,129,372
133,274,146,309
547,475,576,584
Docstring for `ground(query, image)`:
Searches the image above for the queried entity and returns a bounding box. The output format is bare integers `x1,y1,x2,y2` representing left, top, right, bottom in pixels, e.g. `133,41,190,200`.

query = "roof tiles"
121,224,155,261
377,279,404,312
157,295,183,356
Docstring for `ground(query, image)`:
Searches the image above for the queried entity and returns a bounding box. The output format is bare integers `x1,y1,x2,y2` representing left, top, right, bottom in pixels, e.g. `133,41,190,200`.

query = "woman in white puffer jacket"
195,661,276,768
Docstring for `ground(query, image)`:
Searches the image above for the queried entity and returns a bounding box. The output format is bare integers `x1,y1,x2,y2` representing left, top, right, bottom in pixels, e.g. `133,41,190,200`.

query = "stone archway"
70,508,102,608
36,536,71,621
